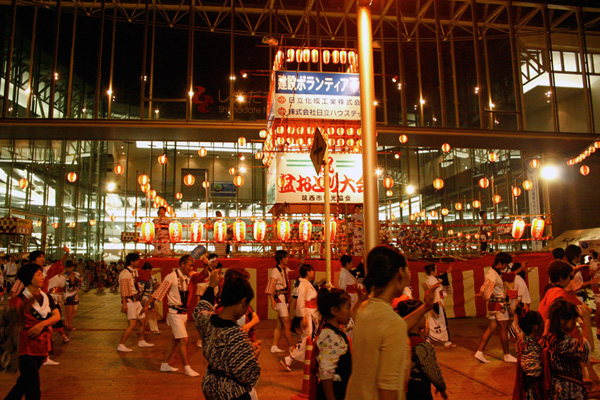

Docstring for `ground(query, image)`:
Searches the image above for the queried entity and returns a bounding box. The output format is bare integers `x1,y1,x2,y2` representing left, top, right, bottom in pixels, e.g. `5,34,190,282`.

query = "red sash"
306,298,318,309
345,284,358,294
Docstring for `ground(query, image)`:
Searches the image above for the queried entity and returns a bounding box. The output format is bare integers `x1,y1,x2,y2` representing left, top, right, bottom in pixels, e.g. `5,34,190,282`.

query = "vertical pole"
2,0,17,118
93,0,105,119
26,6,38,118
450,31,460,127
324,147,331,284
148,8,156,119
395,0,407,126
140,0,149,120
507,1,524,130
66,9,77,118
541,4,560,132
187,0,195,120
48,0,61,119
433,0,447,126
229,0,235,122
107,7,117,119
416,28,424,125
575,7,595,133
357,3,379,256
470,0,486,128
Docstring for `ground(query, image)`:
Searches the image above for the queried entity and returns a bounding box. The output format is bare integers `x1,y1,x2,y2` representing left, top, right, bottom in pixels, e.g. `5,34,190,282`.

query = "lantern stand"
540,154,554,248
323,131,332,285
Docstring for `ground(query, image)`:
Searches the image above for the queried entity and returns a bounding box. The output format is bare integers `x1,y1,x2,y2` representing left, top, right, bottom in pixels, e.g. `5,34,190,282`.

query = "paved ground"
2,290,600,400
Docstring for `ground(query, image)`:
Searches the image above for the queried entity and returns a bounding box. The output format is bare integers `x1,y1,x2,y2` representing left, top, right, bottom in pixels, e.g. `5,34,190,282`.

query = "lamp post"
357,1,379,257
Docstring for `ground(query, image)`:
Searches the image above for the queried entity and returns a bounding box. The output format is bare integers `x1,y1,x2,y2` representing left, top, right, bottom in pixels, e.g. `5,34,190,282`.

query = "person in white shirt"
280,264,317,372
4,254,18,293
338,254,359,308
143,254,199,377
423,263,456,348
63,260,83,331
117,253,153,352
265,250,294,353
475,252,517,363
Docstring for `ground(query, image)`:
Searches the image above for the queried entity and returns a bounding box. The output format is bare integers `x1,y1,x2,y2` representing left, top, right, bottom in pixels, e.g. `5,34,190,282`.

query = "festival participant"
265,250,294,354
423,264,456,348
4,263,61,400
507,262,532,339
542,299,591,400
4,254,18,293
315,287,353,400
63,260,83,331
10,247,70,298
338,255,359,308
346,245,438,400
138,262,160,335
512,311,544,400
280,264,317,372
153,206,172,257
47,264,71,343
193,253,220,348
142,254,200,376
479,211,491,253
552,247,565,261
475,252,517,363
194,269,261,400
117,252,153,352
396,299,448,400
349,205,364,257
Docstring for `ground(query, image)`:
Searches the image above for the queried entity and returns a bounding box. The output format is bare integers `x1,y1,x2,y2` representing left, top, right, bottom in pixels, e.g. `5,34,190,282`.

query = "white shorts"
487,309,510,322
167,312,189,339
126,300,146,320
275,294,289,318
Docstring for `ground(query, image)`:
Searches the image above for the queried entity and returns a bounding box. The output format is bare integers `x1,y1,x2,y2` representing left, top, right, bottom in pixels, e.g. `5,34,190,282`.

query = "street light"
541,165,558,180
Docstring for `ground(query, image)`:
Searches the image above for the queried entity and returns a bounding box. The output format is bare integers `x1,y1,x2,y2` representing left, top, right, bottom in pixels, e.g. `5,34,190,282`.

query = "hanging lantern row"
274,48,358,72
511,217,546,240
567,140,600,166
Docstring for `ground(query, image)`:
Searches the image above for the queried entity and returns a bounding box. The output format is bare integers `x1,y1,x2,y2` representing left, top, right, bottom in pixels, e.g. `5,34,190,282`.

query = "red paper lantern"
383,177,394,189
67,172,78,183
386,190,393,197
531,218,545,239
332,50,340,64
184,174,195,187
522,179,533,191
158,154,167,165
140,183,151,193
166,205,173,214
441,208,449,216
441,143,451,153
114,165,124,175
329,219,338,242
138,174,150,186
455,202,463,211
233,219,246,242
147,189,157,199
299,218,312,242
277,218,291,242
233,175,244,187
512,187,522,197
141,221,155,243
190,221,204,242
52,222,59,229
493,194,502,204
339,50,347,64
447,229,454,235
202,180,210,189
311,49,319,63
175,192,183,200
18,178,28,189
198,147,207,157
255,152,263,160
69,222,76,228
322,50,330,64
530,159,540,169
228,167,236,175
430,210,438,218
488,152,498,162
580,165,590,176
473,200,481,208
253,219,267,241
214,219,227,242
433,178,444,190
89,219,96,226
110,215,116,222
479,177,490,189
512,219,526,239
399,134,408,144
286,48,295,62
238,137,247,147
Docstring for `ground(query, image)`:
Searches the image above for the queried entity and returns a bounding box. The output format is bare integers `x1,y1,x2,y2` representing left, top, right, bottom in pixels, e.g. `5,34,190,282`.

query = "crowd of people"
2,241,600,400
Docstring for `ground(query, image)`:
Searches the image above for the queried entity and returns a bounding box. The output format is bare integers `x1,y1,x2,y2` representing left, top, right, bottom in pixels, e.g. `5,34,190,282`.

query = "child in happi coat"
513,311,543,400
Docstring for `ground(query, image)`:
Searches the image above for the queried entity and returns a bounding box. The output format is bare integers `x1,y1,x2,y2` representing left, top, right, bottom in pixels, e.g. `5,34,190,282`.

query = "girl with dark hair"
346,245,438,400
541,299,591,400
513,311,544,400
314,287,352,400
423,264,455,348
194,271,261,400
5,263,61,399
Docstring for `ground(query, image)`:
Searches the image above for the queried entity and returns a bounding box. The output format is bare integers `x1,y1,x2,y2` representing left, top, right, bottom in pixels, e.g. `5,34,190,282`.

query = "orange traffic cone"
290,336,317,400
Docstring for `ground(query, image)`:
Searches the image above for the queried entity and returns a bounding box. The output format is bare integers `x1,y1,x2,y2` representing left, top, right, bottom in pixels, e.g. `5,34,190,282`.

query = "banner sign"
269,71,361,121
267,153,364,204
211,182,237,198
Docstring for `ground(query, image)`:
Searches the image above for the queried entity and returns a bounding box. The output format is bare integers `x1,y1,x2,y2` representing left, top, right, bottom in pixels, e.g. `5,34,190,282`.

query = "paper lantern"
110,215,116,222
332,50,340,64
479,177,489,189
531,217,545,239
68,222,76,228
448,229,454,235
184,174,195,186
522,179,533,191
52,222,59,229
253,219,267,241
493,194,502,204
255,152,263,160
131,210,136,216
441,208,449,216
322,50,330,64
420,210,426,218
286,48,295,62
433,178,444,190
67,172,77,183
158,154,167,165
213,219,227,242
302,49,310,63
455,202,463,211
348,51,356,65
175,192,183,200
329,219,338,242
202,180,210,189
141,221,155,243
190,221,204,242
386,190,393,197
114,165,124,175
340,50,347,64
430,210,438,218
276,218,291,242
198,147,207,157
88,219,96,226
399,134,408,144
138,174,150,186
441,143,451,153
238,137,247,147
400,202,406,208
580,165,590,176
166,205,173,215
530,159,540,169
488,152,498,162
229,167,236,175
299,218,312,242
18,178,28,189
512,187,522,197
233,175,244,187
473,200,481,208
383,177,394,189
259,129,267,139
233,219,246,241
140,183,151,193
512,218,526,239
